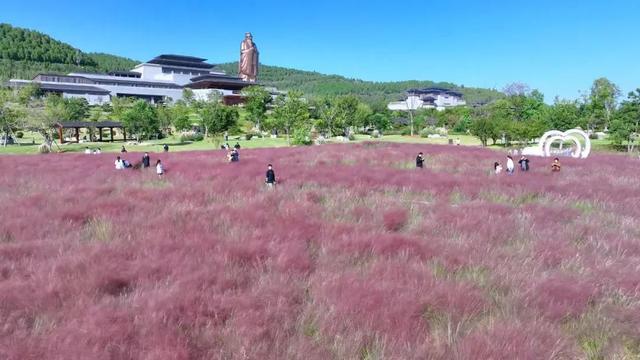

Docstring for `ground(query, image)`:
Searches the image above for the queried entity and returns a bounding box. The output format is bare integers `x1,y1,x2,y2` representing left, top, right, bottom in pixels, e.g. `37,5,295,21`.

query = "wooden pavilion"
54,121,126,143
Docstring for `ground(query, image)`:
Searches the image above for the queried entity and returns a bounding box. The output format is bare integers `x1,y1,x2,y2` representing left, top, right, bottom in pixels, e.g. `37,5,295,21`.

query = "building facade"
388,87,466,112
7,55,252,105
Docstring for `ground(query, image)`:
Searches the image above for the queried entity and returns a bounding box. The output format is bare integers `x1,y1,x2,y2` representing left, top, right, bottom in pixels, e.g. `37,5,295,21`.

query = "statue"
239,32,259,82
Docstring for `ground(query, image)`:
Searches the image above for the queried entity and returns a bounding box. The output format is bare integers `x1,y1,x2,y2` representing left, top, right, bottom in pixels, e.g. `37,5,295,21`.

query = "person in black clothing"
416,152,425,168
234,142,241,150
265,164,276,188
518,155,530,171
142,152,151,168
163,144,169,152
121,145,127,153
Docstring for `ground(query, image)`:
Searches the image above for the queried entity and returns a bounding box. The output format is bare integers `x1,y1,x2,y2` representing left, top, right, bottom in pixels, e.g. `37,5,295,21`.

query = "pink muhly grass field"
1,142,640,359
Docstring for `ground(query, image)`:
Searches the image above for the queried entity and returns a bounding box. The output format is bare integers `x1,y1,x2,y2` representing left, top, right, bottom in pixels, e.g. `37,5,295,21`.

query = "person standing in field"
494,162,503,175
265,164,276,188
518,155,530,171
506,155,515,175
416,152,425,169
142,152,151,168
163,144,169,152
551,158,561,172
156,159,164,178
121,145,127,153
84,147,91,154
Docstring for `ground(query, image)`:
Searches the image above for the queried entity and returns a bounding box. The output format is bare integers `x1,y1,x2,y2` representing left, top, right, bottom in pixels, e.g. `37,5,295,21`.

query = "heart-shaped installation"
537,129,591,159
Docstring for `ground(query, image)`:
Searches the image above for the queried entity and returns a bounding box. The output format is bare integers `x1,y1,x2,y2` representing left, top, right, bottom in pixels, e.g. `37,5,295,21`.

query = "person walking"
551,158,561,172
518,156,530,171
506,155,515,175
142,152,151,168
156,159,164,178
416,152,425,169
265,164,276,188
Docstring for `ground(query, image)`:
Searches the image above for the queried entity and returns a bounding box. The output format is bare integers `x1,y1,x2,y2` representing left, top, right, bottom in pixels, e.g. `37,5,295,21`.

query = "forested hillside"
0,23,138,81
215,63,503,107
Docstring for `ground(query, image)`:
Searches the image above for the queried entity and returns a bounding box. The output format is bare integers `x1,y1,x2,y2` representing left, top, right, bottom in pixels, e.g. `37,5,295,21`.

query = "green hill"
1,23,502,107
0,23,138,81
215,63,503,107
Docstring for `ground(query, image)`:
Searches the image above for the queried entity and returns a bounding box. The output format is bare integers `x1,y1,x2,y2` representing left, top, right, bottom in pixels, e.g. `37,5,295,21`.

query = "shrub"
245,133,254,141
179,132,203,142
292,128,312,145
15,131,24,139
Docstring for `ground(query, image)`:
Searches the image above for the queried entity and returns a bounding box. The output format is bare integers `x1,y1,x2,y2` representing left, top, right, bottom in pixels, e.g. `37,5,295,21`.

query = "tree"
272,90,310,145
609,89,640,153
121,100,158,141
44,95,89,122
0,89,21,146
199,101,239,138
470,107,499,147
243,86,271,133
334,95,360,137
315,96,340,137
171,101,192,132
547,98,587,131
588,77,620,131
367,112,391,132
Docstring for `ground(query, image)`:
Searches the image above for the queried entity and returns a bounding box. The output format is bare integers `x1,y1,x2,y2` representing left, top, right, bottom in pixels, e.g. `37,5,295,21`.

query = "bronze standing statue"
239,32,259,82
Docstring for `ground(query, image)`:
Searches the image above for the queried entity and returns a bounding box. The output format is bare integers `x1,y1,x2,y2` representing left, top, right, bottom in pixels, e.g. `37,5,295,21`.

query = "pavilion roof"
55,121,123,128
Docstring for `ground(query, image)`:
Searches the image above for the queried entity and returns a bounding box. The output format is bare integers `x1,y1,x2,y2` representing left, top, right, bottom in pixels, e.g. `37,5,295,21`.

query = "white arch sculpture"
522,128,591,159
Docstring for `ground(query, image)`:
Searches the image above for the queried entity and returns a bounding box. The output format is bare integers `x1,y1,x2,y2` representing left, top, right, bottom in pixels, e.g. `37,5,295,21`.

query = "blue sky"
2,0,639,101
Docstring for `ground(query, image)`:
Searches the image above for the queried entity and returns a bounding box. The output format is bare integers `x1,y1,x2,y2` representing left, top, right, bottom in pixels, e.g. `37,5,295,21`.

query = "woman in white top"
115,156,125,170
506,155,515,174
156,159,164,178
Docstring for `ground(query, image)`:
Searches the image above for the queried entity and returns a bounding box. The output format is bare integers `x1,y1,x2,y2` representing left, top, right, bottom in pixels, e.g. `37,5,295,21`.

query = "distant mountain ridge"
0,23,503,106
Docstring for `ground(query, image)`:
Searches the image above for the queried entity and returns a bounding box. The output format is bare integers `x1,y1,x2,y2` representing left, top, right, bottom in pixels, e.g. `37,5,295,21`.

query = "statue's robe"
239,39,259,81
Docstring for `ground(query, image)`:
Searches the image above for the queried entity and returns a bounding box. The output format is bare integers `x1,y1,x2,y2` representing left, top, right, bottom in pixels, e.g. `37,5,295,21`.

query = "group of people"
415,151,562,175
84,147,102,155
493,155,530,175
115,152,163,177
493,155,561,175
112,150,277,187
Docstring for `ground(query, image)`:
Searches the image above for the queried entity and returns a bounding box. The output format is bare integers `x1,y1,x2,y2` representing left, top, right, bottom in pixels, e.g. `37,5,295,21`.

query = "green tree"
367,112,391,132
0,89,21,146
609,89,640,153
272,90,310,145
547,98,587,131
587,77,620,131
243,86,271,133
334,95,360,137
171,101,193,132
199,101,239,138
121,100,158,141
470,106,500,147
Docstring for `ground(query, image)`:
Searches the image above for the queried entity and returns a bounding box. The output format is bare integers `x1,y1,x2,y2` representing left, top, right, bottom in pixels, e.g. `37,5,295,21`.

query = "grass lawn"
0,131,624,155
0,135,290,154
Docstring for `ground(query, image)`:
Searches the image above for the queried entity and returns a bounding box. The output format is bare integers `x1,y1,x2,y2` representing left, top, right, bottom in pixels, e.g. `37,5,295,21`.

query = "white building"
7,55,252,105
388,88,466,112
